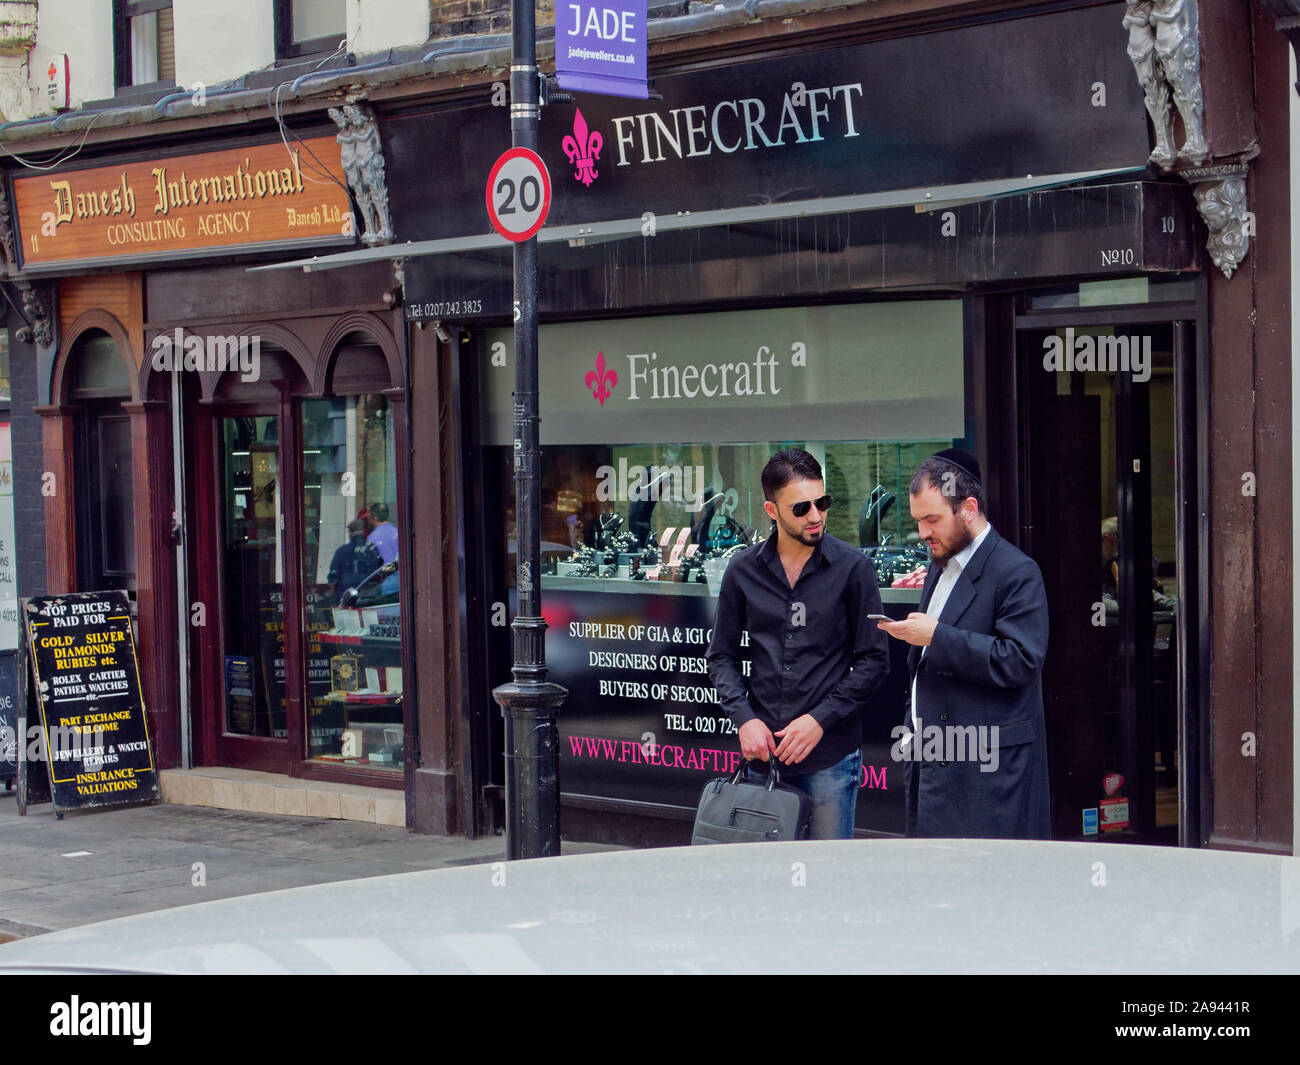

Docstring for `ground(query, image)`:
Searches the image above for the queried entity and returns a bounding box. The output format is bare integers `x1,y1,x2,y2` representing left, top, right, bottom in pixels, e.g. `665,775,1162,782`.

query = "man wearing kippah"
877,449,1051,839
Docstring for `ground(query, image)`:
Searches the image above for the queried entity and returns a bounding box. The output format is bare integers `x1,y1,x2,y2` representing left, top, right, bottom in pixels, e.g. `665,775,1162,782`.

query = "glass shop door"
208,409,295,771
1020,319,1191,844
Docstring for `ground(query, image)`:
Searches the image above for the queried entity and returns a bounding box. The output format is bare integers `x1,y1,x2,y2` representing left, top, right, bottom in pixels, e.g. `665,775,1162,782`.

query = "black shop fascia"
275,1,1201,843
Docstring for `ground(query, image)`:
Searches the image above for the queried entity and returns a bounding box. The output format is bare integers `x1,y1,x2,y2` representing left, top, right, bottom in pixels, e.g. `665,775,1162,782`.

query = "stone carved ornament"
1186,166,1250,279
0,181,16,275
1125,0,1209,168
14,280,53,348
1125,1,1250,278
329,101,395,248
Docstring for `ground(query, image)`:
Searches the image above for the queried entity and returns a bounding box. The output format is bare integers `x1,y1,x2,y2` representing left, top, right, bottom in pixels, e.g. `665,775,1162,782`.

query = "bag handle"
731,758,781,790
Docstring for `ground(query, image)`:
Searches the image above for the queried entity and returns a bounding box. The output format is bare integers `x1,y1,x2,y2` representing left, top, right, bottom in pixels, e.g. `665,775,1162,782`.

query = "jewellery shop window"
485,302,966,598
301,394,404,772
499,440,952,593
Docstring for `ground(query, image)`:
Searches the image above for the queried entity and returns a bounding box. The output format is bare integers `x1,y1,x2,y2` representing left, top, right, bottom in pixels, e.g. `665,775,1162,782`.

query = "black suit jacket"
903,525,1051,839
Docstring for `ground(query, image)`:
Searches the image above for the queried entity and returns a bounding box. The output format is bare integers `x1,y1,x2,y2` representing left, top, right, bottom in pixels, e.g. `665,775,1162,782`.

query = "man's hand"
738,719,777,762
878,612,938,647
773,714,824,765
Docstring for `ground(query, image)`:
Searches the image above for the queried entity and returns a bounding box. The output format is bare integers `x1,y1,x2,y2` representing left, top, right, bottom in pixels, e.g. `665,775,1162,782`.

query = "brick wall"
430,0,527,38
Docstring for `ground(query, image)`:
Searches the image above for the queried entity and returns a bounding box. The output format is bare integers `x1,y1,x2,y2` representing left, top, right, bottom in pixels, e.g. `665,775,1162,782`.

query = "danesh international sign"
11,137,354,271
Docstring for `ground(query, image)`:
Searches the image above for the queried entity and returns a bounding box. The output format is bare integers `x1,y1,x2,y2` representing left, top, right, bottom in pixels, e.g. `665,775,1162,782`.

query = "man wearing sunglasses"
706,448,890,839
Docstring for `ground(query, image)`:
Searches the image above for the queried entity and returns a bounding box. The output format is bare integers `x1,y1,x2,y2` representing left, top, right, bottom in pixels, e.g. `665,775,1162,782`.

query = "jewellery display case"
529,441,944,604
315,603,403,767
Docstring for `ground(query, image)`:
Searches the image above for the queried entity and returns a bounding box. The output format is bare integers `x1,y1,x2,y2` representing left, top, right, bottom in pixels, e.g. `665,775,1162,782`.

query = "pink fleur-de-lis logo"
562,107,604,187
585,351,617,406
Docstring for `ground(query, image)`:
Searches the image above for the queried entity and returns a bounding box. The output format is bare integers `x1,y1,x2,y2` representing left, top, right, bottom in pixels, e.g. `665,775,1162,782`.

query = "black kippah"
931,448,981,483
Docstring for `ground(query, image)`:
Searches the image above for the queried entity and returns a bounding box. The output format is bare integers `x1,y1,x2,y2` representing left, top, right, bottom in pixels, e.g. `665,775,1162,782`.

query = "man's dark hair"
370,502,390,523
762,448,823,501
909,457,985,515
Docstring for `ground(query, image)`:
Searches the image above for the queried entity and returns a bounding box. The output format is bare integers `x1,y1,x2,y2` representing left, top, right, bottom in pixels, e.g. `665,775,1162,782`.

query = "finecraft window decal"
483,301,965,446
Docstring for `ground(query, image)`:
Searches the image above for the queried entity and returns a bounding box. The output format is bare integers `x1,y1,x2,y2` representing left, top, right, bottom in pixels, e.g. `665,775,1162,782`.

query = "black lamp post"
491,0,567,860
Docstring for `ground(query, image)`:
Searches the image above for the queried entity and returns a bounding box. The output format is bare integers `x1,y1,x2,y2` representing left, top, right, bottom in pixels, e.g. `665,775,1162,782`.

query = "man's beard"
777,514,823,547
932,519,974,564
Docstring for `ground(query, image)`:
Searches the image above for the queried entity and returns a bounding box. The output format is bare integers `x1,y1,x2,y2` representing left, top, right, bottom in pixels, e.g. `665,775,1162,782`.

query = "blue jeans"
779,747,861,840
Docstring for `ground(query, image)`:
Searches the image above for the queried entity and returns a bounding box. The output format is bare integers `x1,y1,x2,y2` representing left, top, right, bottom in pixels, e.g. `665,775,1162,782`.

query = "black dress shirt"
706,531,890,773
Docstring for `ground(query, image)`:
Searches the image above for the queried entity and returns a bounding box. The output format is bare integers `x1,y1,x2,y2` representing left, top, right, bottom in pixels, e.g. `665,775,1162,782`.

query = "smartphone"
868,613,892,621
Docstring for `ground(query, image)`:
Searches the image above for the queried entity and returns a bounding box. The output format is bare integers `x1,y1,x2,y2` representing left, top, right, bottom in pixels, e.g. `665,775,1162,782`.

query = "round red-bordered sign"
485,147,552,242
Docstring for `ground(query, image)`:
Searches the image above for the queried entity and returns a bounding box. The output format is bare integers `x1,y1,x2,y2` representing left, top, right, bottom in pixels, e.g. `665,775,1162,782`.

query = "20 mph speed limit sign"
485,148,552,242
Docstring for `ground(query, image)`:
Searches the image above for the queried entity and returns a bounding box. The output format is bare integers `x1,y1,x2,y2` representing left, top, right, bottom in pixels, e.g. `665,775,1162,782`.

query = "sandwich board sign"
18,591,158,814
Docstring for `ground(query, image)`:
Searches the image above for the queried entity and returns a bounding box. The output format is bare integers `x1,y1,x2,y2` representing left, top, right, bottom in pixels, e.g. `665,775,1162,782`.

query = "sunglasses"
778,494,833,518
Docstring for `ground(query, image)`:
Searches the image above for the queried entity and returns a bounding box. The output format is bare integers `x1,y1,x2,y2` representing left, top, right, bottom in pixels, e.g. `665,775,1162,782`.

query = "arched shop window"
302,340,403,771
209,340,312,760
69,329,132,398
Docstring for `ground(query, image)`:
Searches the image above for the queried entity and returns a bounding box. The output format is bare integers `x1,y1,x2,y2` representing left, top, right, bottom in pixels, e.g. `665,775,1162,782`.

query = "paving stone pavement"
0,792,623,937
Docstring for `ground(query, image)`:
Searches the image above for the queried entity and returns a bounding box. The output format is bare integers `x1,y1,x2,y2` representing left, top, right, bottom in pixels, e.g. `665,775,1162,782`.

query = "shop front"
167,263,410,787
450,279,1208,845
481,303,964,838
0,0,1285,849
8,127,417,797
348,0,1225,844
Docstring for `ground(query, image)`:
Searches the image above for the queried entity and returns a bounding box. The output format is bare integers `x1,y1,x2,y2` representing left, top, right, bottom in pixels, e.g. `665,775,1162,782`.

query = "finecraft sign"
608,83,864,166
383,1,1152,241
483,302,965,445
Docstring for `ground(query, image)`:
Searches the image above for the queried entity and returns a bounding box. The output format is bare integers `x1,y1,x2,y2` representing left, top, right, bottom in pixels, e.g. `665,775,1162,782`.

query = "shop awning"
248,167,1145,273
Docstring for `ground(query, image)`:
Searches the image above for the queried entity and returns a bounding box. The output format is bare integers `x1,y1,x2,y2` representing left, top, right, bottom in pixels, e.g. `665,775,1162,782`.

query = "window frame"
112,0,176,94
274,0,348,61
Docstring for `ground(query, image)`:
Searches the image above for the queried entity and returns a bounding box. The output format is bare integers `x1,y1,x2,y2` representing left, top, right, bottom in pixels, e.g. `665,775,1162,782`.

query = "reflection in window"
293,0,346,43
221,416,284,738
500,439,951,592
278,0,347,56
70,331,131,396
302,396,404,771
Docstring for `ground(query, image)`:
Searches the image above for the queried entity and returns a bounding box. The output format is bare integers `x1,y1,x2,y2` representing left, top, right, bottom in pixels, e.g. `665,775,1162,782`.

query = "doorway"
194,401,297,773
188,338,407,782
1019,315,1198,844
69,329,136,598
219,412,286,742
